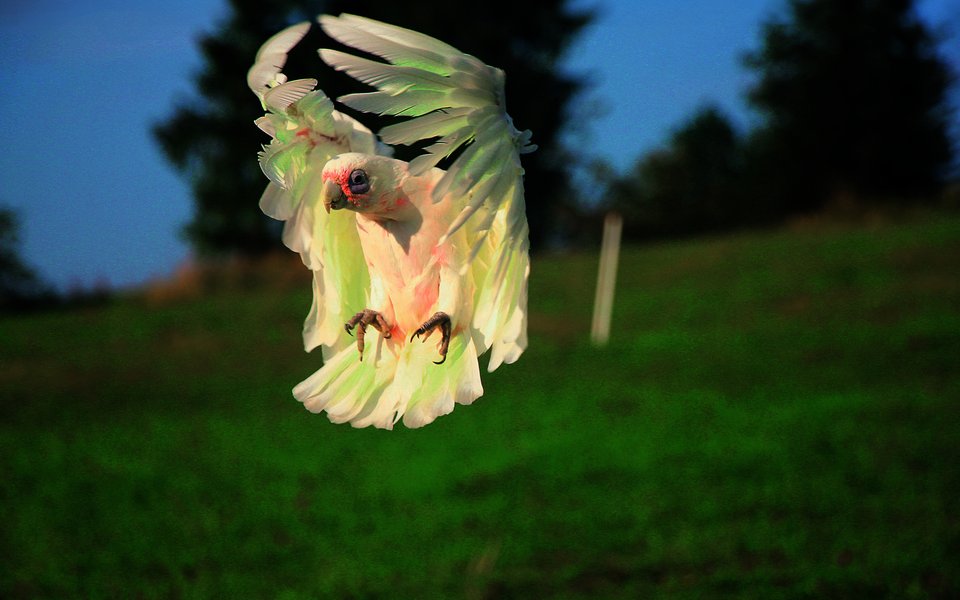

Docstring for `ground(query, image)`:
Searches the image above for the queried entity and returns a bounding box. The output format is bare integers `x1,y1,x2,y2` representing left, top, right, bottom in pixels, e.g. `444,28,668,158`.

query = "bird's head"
320,153,407,215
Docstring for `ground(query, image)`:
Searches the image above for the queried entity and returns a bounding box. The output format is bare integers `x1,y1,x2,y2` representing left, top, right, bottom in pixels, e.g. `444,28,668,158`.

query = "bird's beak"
322,178,347,214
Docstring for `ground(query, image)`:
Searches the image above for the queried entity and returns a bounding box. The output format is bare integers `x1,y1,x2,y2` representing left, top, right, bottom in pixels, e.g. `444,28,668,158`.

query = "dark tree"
744,0,955,212
0,207,53,312
606,106,748,238
154,0,593,257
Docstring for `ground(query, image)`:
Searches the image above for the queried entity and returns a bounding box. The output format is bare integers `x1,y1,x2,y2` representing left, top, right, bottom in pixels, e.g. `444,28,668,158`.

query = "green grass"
2,213,959,598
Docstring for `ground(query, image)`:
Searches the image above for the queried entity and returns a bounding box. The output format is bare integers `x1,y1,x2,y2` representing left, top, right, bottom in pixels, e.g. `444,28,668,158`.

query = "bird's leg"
344,309,392,361
410,312,452,365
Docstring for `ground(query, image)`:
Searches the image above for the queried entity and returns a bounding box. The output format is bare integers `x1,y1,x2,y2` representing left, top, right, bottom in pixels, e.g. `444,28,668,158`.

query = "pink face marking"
321,167,360,207
323,167,371,207
321,167,348,184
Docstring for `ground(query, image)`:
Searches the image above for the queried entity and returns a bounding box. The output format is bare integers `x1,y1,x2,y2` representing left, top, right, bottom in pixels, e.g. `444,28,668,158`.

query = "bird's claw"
409,312,451,365
344,309,391,361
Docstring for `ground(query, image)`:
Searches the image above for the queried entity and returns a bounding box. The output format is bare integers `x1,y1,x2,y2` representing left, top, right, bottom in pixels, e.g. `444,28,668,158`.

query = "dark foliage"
604,0,956,241
154,0,593,257
744,0,955,211
606,106,756,239
0,207,56,312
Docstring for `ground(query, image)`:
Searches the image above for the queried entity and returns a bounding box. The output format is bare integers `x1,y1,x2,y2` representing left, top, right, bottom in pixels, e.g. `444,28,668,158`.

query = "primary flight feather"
249,14,532,429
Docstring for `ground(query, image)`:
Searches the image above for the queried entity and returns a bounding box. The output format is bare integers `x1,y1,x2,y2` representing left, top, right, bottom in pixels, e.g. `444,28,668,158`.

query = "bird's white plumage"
251,15,532,428
247,21,312,96
319,14,532,360
249,22,381,357
263,78,318,112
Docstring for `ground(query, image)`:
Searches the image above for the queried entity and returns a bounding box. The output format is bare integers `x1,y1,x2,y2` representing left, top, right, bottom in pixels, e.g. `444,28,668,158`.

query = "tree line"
155,0,954,254
2,0,956,310
605,0,956,240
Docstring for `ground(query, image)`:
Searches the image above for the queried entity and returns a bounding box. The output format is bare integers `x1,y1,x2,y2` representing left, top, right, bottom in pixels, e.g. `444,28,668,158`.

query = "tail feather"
292,330,482,429
400,332,483,428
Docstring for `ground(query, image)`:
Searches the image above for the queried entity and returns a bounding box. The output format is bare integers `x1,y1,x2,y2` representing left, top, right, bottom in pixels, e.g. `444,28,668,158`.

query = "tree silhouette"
154,0,593,257
0,207,53,311
745,0,955,211
606,106,748,239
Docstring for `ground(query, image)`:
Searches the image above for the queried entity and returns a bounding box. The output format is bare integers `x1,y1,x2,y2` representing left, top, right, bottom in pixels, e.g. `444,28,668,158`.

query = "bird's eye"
348,169,370,194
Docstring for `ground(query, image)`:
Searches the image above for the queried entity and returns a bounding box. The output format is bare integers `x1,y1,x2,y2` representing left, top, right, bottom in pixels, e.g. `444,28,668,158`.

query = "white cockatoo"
249,14,533,429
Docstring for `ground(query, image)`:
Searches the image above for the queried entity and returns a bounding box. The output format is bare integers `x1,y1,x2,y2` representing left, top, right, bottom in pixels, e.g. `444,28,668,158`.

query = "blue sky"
1,0,957,291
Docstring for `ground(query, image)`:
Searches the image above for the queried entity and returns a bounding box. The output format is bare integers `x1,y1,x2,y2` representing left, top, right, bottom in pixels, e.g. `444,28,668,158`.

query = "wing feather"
318,49,451,93
264,78,318,112
407,125,475,175
250,21,386,355
337,90,450,117
247,21,311,96
320,14,461,75
377,107,473,145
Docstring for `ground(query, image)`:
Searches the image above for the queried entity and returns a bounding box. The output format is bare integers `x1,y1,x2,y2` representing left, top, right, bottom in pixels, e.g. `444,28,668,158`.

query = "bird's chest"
355,215,439,289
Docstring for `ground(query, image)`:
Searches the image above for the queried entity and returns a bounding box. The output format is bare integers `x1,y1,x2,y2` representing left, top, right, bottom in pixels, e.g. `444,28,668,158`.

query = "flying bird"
249,14,533,429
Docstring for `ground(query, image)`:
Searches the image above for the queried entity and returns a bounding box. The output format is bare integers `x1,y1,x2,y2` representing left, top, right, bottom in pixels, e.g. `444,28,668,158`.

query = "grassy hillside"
2,213,959,598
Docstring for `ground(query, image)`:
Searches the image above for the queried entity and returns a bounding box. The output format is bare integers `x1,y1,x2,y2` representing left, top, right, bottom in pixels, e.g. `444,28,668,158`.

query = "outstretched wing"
319,13,533,371
249,22,380,357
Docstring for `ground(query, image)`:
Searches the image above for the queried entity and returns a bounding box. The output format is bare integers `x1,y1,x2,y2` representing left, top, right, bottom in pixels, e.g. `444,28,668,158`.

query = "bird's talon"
412,312,451,365
344,309,391,360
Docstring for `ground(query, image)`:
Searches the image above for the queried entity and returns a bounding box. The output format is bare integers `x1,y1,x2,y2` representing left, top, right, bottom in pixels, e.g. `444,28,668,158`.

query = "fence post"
591,212,623,346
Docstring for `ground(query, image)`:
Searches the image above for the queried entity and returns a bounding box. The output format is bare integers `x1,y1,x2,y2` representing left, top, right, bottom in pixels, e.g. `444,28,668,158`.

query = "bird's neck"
364,181,420,222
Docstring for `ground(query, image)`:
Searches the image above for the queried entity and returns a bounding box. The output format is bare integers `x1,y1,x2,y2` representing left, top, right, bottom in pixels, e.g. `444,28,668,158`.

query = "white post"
591,212,623,346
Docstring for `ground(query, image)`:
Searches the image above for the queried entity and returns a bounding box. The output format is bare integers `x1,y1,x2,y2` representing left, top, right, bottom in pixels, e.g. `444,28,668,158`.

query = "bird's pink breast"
411,277,439,322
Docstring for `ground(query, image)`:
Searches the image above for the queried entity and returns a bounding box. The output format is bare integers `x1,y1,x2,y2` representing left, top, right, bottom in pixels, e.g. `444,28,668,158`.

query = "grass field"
2,212,959,598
